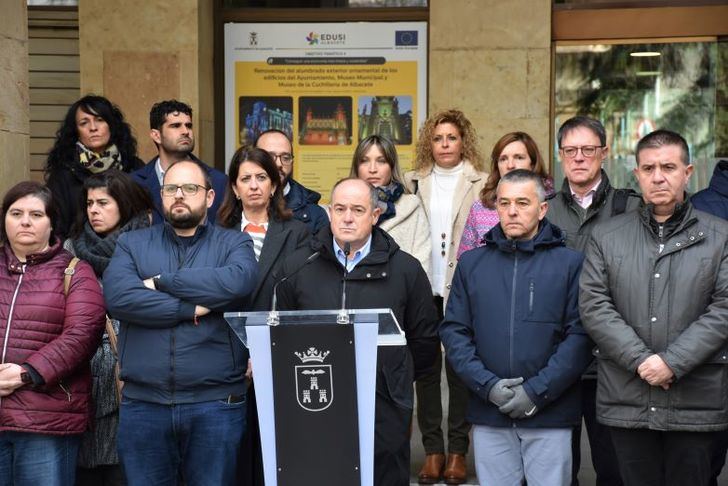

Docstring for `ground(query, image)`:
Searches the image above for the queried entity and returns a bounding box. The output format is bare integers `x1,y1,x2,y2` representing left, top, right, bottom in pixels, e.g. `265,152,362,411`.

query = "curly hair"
414,109,485,172
481,132,549,208
44,95,139,175
217,146,292,228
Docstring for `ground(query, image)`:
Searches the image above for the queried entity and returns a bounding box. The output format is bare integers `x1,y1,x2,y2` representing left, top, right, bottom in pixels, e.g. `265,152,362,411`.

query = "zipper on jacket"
528,281,534,314
508,253,519,377
0,267,25,409
1,268,25,365
59,382,71,402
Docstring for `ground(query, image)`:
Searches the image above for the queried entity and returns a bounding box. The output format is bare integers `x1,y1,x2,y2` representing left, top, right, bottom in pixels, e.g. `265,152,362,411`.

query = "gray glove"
487,377,524,407
498,384,538,419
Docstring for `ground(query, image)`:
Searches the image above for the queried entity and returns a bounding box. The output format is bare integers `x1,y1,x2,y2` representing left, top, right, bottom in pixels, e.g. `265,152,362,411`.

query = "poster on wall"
224,22,428,201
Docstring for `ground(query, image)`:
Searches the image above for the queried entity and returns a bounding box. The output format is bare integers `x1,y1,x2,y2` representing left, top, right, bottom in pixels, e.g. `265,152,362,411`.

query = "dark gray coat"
580,202,728,432
546,170,641,253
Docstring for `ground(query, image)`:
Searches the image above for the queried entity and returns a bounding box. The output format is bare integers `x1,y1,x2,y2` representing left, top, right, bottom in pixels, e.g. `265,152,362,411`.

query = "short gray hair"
498,169,546,202
557,116,607,148
330,177,379,210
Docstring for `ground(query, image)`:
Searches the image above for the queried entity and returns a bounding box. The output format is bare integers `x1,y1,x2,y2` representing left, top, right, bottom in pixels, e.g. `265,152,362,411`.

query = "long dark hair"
45,95,139,175
218,146,292,228
70,170,154,238
0,181,58,244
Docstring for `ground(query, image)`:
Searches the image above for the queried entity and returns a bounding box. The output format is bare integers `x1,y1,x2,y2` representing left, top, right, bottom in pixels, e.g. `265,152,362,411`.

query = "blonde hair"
414,109,485,172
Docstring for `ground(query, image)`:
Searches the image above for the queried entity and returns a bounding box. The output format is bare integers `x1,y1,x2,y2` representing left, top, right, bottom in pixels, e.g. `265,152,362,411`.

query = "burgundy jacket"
0,241,105,435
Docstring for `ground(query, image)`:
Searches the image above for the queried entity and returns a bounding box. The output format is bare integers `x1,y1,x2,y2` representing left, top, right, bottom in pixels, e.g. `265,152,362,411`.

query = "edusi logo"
306,32,319,45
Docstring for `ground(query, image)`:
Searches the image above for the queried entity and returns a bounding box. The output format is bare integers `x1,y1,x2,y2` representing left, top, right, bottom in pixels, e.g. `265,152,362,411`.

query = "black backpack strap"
611,189,634,216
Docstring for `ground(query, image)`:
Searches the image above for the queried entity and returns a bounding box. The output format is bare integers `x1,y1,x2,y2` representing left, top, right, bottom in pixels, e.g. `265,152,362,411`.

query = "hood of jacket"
483,218,566,254
707,160,728,198
287,178,322,210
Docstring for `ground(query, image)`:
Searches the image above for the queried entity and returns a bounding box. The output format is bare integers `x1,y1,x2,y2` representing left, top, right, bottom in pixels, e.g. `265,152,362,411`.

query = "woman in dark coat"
64,170,154,486
44,95,144,240
218,146,310,485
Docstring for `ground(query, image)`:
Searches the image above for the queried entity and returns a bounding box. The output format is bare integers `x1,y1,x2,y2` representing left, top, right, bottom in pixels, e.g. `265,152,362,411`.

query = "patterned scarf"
76,142,123,174
72,212,150,277
375,181,404,224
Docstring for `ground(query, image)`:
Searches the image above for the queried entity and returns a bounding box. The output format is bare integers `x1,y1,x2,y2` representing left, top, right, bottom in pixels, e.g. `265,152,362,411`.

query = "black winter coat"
277,226,439,408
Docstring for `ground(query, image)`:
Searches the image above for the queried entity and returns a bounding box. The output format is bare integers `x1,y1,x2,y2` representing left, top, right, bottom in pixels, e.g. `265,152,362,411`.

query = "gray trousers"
473,424,572,486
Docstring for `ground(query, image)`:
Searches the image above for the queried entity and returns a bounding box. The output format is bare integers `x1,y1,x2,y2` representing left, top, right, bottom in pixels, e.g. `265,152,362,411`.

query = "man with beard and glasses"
133,100,227,224
255,129,328,233
103,158,258,486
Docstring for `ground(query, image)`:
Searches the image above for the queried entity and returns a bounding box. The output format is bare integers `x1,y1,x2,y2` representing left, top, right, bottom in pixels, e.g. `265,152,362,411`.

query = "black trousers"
609,426,720,486
415,296,471,455
571,379,623,486
709,429,728,486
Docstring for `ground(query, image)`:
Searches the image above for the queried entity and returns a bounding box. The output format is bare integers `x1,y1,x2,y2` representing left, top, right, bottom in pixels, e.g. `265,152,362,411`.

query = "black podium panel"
270,324,361,486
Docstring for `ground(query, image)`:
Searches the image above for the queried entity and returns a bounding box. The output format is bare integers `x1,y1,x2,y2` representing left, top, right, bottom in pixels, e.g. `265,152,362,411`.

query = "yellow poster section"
235,61,418,202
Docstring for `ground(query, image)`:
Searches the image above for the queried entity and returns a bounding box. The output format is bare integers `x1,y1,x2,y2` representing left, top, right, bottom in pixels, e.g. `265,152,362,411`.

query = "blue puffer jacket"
440,219,592,428
285,178,329,233
103,222,258,404
692,160,728,220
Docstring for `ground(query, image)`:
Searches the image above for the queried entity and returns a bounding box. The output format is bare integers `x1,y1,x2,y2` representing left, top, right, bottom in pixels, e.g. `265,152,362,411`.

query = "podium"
224,309,405,486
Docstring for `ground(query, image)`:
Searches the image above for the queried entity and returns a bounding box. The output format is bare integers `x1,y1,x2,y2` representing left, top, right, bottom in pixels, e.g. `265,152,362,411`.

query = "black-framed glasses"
560,145,604,158
270,153,294,165
161,183,209,197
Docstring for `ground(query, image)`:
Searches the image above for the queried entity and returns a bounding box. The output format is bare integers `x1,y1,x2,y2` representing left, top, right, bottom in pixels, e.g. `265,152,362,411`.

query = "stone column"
0,0,31,192
429,0,552,162
79,0,215,165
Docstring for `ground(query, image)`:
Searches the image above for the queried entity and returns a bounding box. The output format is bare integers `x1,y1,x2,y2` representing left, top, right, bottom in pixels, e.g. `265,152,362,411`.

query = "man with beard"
133,100,227,224
255,129,328,233
103,158,258,485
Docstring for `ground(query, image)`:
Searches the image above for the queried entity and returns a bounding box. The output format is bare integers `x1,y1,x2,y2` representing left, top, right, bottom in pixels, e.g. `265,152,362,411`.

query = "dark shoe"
443,453,467,484
418,453,445,484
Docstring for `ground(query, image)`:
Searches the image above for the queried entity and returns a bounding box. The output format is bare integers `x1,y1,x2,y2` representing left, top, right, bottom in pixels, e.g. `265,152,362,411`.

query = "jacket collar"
484,218,566,254
3,238,64,273
311,225,397,268
558,169,612,210
638,197,695,239
162,219,210,244
285,178,322,211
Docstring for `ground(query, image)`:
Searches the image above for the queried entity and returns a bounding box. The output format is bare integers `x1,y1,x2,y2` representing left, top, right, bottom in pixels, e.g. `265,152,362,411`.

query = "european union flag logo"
395,31,418,46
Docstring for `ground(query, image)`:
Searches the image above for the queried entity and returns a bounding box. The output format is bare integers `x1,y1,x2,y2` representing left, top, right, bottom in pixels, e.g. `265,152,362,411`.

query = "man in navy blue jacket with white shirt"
440,169,592,486
104,158,258,486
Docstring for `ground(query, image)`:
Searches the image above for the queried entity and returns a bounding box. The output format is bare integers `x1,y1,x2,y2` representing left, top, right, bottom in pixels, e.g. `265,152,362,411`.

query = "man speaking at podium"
277,177,439,486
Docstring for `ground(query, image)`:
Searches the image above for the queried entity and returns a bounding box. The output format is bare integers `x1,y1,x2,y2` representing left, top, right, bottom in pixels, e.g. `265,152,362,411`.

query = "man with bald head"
277,177,439,486
104,158,258,486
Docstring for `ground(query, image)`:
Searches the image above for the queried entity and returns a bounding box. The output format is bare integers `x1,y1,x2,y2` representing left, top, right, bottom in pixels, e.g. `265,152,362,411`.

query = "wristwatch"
20,370,32,385
152,276,161,290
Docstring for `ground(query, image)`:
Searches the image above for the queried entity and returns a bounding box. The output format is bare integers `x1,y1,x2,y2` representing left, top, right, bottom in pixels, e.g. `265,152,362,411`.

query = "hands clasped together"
488,377,538,419
637,354,674,390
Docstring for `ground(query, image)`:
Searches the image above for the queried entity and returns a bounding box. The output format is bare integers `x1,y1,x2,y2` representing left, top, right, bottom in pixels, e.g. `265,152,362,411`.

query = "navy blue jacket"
692,160,728,220
440,219,592,428
285,178,329,233
103,222,258,404
131,156,228,225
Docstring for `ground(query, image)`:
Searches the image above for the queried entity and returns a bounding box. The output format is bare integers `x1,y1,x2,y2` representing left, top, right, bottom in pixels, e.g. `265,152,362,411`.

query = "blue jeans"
0,431,81,486
117,396,246,486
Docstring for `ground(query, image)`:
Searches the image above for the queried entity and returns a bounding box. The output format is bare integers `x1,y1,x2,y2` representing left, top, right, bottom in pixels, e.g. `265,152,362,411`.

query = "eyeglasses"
161,183,209,197
270,153,294,165
560,145,604,158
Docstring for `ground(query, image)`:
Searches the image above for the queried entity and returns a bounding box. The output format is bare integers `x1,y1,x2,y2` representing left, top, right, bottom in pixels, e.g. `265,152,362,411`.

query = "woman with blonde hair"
350,134,430,278
458,131,554,257
404,109,487,485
